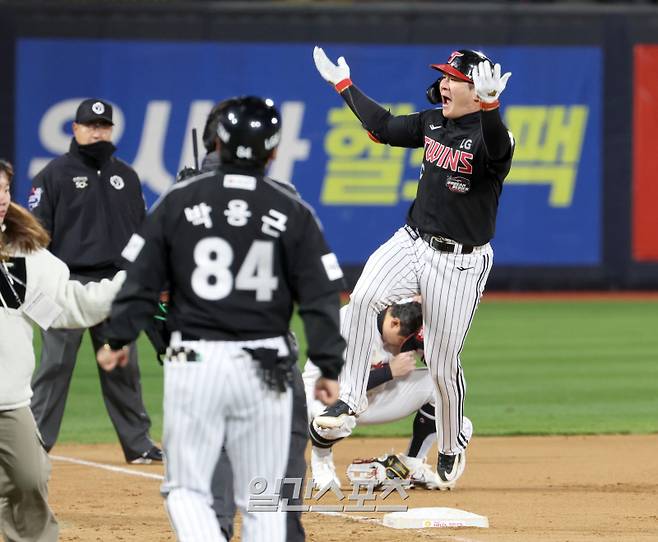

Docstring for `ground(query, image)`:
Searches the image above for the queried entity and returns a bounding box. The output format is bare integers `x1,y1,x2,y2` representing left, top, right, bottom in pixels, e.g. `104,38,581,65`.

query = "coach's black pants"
30,274,155,461
212,366,308,541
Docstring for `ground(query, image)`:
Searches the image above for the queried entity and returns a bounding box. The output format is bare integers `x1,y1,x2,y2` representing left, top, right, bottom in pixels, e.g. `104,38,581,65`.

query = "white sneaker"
311,447,340,489
400,455,448,490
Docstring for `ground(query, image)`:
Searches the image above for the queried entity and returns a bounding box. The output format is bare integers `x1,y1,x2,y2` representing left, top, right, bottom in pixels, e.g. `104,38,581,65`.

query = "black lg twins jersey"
116,166,344,341
404,109,513,246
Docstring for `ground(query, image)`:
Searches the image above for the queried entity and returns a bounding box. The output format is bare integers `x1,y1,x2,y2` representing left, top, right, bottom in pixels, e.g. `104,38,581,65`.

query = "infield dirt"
49,434,658,541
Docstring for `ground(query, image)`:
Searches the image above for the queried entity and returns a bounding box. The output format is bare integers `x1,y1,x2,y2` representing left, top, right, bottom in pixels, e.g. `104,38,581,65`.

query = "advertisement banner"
15,39,601,265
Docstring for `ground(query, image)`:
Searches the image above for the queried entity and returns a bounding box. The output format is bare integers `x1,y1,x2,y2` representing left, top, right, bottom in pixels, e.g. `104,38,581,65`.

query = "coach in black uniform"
29,98,160,463
312,48,514,490
96,96,345,542
196,102,311,541
161,103,312,540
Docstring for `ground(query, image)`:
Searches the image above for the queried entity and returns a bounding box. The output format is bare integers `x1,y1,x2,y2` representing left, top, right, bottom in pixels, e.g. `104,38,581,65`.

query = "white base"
383,507,489,529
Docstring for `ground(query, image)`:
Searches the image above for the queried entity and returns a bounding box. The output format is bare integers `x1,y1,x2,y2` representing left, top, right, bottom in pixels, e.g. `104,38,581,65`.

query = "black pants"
30,274,154,460
212,366,308,541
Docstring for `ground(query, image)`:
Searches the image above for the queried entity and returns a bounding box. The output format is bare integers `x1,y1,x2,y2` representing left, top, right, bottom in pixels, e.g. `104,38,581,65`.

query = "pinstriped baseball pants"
161,337,292,542
339,227,493,455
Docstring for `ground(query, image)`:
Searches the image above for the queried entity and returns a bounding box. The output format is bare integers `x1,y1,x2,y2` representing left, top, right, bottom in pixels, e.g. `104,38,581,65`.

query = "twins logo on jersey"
423,136,473,175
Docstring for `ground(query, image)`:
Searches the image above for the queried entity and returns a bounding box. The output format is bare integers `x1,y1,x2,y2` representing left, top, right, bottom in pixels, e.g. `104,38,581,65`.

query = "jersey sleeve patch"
321,252,344,281
28,187,43,210
121,233,145,263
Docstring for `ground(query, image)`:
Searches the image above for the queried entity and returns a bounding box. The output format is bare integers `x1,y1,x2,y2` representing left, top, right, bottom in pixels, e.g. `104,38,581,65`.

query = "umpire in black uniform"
30,98,161,463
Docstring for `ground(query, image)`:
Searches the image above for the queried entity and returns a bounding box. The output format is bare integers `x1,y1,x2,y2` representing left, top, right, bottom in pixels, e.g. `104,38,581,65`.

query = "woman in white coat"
0,159,125,542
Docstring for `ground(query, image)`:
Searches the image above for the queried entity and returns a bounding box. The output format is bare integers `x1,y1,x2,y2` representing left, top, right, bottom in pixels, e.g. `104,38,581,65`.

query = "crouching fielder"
0,159,125,542
304,299,472,490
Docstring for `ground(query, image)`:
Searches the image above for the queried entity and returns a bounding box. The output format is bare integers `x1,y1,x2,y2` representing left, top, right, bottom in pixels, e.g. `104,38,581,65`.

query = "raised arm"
313,46,424,148
472,61,514,162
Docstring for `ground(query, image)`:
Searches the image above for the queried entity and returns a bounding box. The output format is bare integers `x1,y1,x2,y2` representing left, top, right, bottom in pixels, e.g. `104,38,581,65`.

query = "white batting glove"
313,46,351,88
472,61,512,104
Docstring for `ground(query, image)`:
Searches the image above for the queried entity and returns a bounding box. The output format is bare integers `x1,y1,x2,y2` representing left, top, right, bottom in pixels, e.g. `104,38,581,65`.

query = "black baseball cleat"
128,446,164,465
313,400,355,429
437,451,466,489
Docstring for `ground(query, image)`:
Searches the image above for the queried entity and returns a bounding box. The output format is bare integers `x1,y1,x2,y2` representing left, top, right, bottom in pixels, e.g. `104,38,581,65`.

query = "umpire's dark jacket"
31,139,145,279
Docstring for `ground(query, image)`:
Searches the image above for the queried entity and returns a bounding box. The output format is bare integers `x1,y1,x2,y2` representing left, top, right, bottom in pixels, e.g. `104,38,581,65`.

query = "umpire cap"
215,96,281,168
75,98,114,125
431,49,493,83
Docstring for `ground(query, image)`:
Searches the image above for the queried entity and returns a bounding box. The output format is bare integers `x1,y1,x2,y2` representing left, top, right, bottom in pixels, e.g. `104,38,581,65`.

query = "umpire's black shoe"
437,451,466,489
313,400,355,429
128,446,164,465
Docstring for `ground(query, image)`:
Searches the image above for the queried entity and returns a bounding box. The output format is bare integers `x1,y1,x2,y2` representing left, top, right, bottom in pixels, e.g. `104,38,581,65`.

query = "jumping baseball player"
312,47,514,488
304,299,473,490
96,96,345,542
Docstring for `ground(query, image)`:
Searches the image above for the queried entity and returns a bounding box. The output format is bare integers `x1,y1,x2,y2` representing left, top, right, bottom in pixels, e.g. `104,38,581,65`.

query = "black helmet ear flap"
426,79,441,105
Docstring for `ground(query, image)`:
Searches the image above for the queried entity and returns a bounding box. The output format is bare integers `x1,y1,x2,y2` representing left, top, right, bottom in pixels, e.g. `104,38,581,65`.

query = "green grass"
37,300,658,444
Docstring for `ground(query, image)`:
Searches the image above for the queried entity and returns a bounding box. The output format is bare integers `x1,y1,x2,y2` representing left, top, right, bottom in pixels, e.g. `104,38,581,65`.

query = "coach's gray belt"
420,233,474,255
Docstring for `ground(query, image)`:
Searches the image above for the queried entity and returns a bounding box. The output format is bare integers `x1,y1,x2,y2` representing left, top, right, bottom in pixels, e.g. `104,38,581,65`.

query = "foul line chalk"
50,454,164,481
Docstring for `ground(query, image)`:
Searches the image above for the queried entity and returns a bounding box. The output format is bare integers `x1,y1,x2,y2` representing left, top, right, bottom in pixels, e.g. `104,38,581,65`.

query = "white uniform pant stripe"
456,252,490,448
446,252,475,449
422,249,492,454
227,384,291,542
339,228,420,410
343,240,417,403
337,226,493,455
162,339,292,542
163,343,227,541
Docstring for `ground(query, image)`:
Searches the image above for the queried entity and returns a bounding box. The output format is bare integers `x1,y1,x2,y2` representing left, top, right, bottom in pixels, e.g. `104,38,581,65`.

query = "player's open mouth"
442,95,451,106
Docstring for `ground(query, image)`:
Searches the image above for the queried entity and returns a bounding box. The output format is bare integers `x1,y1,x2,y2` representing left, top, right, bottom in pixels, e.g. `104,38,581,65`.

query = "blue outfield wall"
14,39,602,269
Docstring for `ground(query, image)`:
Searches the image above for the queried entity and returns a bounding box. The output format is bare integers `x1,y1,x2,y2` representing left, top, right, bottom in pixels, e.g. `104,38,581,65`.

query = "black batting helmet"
215,96,281,168
431,49,493,83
